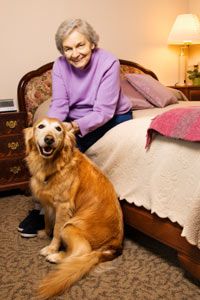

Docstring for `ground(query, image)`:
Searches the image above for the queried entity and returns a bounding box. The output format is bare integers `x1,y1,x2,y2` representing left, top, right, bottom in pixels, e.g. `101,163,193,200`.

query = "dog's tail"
37,249,119,300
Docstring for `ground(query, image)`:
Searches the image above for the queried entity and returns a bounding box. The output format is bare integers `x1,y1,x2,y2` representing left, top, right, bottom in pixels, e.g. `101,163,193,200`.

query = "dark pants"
76,110,132,152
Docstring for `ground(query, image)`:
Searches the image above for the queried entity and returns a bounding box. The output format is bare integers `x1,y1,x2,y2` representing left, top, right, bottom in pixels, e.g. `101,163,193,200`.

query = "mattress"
86,101,200,248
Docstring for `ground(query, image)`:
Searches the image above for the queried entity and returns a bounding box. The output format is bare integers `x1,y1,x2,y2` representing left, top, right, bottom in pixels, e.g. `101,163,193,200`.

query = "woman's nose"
71,48,79,58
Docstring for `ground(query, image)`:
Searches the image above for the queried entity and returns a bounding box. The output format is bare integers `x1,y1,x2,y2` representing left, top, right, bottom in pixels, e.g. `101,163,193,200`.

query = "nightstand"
169,85,200,101
0,112,29,192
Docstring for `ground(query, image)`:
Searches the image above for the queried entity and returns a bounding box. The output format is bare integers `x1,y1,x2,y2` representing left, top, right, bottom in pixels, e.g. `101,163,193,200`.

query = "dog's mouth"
39,145,55,157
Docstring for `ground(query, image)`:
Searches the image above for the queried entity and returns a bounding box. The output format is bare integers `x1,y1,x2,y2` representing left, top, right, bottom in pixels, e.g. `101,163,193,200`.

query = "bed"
17,59,200,280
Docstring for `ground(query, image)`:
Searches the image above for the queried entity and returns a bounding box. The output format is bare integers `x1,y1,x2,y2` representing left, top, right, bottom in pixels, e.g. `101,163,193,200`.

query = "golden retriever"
24,117,123,300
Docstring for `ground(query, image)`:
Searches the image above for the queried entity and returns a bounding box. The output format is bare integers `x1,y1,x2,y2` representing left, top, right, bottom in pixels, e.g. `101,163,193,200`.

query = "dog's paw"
40,245,57,257
46,252,62,264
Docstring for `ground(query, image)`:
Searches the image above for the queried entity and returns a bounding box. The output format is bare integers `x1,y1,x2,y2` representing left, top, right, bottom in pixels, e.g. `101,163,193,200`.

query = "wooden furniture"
17,60,200,281
169,85,200,101
121,202,200,280
0,112,29,192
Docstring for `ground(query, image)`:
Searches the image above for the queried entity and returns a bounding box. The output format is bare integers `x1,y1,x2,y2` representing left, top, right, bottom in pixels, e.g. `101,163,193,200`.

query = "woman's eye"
55,126,62,132
38,124,45,129
64,48,71,52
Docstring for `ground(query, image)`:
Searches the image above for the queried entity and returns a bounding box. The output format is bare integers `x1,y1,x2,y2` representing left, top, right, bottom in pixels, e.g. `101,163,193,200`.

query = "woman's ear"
23,127,34,154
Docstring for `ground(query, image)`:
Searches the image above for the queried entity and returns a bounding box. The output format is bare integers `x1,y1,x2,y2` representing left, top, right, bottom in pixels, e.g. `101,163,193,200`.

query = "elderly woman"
48,18,132,151
18,18,132,237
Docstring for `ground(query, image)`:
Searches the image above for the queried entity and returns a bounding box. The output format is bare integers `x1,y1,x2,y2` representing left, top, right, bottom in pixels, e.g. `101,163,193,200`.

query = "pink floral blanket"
146,107,200,148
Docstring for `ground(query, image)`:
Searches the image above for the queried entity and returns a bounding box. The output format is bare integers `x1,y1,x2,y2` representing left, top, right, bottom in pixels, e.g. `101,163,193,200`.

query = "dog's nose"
44,135,54,145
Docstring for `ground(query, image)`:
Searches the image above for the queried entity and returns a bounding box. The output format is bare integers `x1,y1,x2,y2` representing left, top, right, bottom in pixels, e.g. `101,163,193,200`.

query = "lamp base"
177,46,187,85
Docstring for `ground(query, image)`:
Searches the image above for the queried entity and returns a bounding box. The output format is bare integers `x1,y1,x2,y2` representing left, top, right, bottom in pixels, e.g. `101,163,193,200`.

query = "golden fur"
24,117,123,299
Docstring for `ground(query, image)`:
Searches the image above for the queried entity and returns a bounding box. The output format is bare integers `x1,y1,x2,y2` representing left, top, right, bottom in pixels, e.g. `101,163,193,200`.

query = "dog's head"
24,118,75,159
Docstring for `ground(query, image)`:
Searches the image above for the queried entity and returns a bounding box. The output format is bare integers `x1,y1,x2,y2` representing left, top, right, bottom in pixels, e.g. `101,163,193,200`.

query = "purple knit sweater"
48,48,131,136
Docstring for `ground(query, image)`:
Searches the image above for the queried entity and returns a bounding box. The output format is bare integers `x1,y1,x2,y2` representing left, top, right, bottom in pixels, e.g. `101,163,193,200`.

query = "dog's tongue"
44,146,52,153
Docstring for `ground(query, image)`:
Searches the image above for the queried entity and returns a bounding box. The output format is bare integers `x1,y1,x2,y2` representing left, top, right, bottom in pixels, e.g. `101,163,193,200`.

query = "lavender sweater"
48,48,131,136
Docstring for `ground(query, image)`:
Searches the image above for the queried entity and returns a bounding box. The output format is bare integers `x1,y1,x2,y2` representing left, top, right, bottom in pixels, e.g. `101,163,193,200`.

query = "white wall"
188,0,200,67
0,0,195,107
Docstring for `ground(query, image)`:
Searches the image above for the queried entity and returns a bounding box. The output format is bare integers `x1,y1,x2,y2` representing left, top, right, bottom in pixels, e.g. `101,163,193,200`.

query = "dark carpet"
0,192,200,300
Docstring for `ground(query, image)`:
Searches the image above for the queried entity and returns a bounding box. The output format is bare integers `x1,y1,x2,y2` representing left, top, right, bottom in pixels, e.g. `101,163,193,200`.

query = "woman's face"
62,30,94,69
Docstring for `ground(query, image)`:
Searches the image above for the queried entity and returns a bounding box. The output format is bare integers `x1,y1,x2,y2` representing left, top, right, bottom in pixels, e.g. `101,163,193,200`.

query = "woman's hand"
63,121,80,134
63,122,73,131
70,121,80,134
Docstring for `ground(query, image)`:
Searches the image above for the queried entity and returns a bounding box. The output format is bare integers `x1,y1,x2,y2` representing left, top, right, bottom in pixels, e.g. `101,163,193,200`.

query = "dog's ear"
23,127,34,154
62,123,76,150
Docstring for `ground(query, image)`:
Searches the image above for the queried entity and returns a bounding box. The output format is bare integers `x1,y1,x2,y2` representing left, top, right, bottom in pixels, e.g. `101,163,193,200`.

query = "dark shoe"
18,209,40,232
20,213,45,238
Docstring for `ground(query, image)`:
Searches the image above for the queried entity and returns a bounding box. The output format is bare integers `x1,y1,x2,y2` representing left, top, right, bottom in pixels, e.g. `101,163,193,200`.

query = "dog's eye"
38,124,45,129
55,126,62,132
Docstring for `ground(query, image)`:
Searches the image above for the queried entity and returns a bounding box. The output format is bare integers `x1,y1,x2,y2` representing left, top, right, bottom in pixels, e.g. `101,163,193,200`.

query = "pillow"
167,87,189,101
125,74,178,107
33,98,51,123
121,78,154,110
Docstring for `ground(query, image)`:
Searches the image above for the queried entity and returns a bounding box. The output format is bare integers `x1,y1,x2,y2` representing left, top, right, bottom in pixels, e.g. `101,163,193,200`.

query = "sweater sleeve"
76,60,121,136
47,60,69,121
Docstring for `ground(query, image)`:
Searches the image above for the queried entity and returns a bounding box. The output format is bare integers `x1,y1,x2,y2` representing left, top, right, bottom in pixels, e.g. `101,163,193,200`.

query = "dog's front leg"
40,202,71,258
38,206,55,239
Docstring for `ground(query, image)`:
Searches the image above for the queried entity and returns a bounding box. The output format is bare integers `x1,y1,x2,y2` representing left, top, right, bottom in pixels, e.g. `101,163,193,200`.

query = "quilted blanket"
146,107,200,148
86,102,200,249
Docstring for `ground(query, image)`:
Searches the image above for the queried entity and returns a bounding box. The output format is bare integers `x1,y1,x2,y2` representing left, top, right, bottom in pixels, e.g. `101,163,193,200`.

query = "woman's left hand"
63,121,79,134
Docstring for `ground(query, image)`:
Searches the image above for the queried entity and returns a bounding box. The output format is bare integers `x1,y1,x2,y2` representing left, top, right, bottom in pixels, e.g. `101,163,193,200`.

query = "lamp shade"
168,14,200,45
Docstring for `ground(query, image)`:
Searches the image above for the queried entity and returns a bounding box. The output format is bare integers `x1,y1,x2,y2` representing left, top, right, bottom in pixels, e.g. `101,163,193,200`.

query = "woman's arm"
76,60,121,136
47,61,70,121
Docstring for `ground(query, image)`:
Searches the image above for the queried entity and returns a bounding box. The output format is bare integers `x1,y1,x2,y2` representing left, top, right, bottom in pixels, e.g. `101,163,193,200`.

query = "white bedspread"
86,101,200,248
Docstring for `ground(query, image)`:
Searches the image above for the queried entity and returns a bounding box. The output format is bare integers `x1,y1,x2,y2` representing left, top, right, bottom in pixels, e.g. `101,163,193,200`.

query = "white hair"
55,19,99,54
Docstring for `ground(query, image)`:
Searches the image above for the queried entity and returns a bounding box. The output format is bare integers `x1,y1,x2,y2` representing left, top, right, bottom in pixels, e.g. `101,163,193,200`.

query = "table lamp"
168,14,200,85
